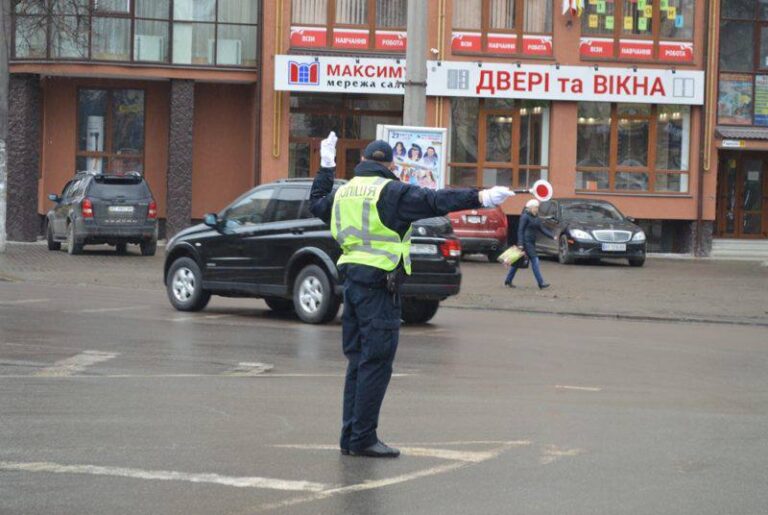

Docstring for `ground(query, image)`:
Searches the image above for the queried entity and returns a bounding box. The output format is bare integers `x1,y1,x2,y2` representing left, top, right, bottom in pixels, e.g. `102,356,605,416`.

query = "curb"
442,303,768,328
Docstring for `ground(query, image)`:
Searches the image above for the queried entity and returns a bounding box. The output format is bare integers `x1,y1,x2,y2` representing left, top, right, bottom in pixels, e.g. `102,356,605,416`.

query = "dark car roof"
275,178,347,185
549,198,616,205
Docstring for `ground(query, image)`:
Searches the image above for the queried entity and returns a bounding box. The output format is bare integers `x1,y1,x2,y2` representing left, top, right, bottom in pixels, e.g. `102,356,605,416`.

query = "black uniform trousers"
340,278,401,452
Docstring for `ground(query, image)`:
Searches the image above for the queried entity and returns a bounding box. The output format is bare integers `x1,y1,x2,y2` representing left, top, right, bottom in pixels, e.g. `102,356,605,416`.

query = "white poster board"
376,125,448,190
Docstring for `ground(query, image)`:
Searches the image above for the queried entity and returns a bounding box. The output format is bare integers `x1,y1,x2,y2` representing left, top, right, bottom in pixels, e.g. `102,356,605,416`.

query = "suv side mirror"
48,193,61,203
203,213,220,229
626,216,636,223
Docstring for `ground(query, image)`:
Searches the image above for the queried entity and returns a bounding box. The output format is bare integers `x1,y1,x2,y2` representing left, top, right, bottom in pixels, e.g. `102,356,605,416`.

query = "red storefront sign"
375,30,407,51
486,33,517,54
659,41,694,63
290,26,327,48
451,31,482,53
619,39,654,60
333,28,369,50
522,35,553,56
579,38,615,58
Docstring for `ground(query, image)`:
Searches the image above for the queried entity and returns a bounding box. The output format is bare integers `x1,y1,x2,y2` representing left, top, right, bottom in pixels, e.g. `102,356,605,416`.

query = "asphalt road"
1,278,768,514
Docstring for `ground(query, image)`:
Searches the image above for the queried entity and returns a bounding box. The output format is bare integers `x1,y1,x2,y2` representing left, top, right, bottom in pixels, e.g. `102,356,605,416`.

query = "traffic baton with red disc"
512,179,553,202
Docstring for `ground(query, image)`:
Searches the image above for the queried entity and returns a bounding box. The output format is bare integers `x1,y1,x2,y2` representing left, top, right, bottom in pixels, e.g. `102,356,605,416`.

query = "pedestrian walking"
504,199,555,289
310,132,514,458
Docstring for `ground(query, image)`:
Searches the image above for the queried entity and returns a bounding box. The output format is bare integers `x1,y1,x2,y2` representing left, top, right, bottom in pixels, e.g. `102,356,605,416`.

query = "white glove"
320,131,338,168
479,186,514,207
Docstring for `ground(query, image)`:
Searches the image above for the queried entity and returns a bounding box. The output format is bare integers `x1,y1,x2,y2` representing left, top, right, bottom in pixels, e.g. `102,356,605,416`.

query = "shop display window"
76,88,145,176
290,0,407,51
11,0,258,68
580,0,694,61
718,0,768,126
288,94,404,178
451,0,553,56
448,98,550,189
576,102,690,193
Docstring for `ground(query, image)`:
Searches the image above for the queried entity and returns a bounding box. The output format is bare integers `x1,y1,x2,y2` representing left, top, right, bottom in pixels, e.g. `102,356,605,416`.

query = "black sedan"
534,199,647,266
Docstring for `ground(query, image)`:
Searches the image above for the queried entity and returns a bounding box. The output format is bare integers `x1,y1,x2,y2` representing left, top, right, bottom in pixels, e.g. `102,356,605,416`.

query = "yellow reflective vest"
330,176,412,274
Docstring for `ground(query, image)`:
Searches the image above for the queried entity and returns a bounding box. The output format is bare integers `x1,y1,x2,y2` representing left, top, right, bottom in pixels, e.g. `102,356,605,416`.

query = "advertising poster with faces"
377,126,448,190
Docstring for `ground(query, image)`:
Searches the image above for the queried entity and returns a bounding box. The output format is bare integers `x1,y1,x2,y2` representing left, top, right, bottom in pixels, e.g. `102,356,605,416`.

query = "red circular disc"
536,184,549,198
531,180,553,201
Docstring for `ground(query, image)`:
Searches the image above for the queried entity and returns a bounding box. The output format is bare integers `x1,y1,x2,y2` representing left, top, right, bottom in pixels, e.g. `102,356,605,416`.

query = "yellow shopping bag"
497,246,524,266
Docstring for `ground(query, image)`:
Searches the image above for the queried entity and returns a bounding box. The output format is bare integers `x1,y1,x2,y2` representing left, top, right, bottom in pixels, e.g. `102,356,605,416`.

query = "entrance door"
717,152,768,238
337,139,368,180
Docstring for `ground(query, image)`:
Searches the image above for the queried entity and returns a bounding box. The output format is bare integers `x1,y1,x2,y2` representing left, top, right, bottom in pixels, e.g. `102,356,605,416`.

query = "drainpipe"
698,0,719,256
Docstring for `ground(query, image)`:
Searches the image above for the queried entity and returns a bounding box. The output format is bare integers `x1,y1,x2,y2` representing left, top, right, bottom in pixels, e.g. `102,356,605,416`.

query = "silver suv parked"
46,172,158,256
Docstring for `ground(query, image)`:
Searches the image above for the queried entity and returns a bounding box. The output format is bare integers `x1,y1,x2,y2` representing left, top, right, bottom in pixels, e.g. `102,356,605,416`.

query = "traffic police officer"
310,132,514,458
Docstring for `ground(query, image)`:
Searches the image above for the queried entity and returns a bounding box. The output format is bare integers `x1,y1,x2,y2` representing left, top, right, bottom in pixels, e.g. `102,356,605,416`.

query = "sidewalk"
447,256,768,326
2,243,767,326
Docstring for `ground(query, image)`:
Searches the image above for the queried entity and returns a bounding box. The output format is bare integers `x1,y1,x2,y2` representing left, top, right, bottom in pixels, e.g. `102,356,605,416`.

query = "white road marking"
394,440,531,446
71,306,149,314
259,440,523,512
33,351,118,377
0,461,329,492
272,444,499,463
0,372,413,379
0,298,50,305
225,362,274,376
555,385,603,392
540,445,585,465
171,314,233,322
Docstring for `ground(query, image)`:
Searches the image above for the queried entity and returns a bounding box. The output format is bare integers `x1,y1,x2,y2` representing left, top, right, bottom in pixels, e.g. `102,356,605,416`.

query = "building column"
166,79,195,238
693,221,714,257
7,74,41,242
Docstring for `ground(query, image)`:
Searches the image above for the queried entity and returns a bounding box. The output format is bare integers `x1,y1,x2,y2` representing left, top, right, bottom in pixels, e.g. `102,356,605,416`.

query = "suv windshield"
88,177,151,199
561,203,624,222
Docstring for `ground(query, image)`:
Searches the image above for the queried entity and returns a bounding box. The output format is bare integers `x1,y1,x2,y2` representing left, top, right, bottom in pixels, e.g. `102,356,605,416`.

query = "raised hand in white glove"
479,186,515,207
320,131,338,168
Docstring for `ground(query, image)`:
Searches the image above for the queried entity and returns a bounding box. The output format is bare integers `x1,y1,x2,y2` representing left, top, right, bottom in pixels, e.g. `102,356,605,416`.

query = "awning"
716,126,768,140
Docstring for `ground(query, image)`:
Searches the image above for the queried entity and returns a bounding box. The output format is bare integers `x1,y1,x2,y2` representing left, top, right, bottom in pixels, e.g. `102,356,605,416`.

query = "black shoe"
504,282,516,288
539,283,550,289
349,440,400,458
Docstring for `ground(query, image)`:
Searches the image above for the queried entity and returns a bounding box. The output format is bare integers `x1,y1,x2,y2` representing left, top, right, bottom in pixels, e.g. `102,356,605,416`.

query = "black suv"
46,172,158,256
163,179,462,324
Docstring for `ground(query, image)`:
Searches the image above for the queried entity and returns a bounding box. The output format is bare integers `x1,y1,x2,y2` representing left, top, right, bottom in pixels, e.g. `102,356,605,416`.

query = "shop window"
452,0,553,57
576,102,690,194
718,0,768,126
291,0,407,51
288,94,403,178
11,0,258,68
580,0,694,62
448,98,549,189
76,88,145,176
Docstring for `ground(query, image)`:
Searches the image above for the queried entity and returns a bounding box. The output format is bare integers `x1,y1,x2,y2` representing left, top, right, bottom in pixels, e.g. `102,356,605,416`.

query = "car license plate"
466,215,483,224
108,206,134,213
602,243,626,252
410,244,437,255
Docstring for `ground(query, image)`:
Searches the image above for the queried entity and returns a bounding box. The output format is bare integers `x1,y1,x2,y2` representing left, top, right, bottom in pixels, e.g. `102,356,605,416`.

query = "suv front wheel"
292,264,340,324
167,257,211,311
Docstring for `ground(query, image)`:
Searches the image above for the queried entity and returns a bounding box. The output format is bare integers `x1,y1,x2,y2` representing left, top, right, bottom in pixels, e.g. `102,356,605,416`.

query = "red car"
448,207,508,261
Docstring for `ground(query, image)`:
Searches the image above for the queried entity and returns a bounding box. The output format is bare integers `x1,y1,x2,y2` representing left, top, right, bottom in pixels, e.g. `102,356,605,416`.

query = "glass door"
338,140,369,180
741,158,765,236
717,152,768,238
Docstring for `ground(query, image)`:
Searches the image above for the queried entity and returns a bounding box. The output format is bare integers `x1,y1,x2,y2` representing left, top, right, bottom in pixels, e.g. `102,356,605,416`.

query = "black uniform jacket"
309,160,482,286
